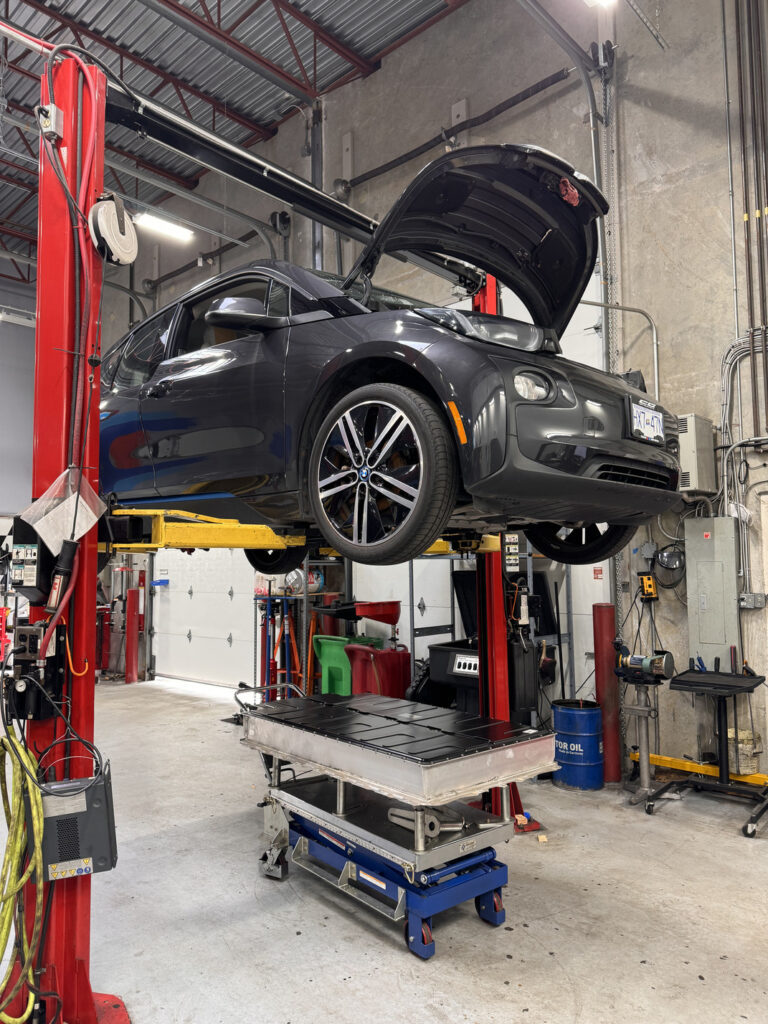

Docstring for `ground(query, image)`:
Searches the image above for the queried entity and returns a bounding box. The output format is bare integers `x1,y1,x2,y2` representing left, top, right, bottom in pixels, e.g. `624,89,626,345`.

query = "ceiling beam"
0,167,35,191
324,0,473,94
138,0,315,102
14,2,274,140
270,0,377,77
0,223,36,244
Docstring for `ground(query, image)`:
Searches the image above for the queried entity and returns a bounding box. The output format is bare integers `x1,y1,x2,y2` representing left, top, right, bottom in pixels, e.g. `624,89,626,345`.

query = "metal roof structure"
0,0,470,284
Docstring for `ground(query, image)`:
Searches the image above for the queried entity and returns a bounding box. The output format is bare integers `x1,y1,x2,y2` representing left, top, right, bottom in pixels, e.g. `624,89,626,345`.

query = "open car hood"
344,144,608,338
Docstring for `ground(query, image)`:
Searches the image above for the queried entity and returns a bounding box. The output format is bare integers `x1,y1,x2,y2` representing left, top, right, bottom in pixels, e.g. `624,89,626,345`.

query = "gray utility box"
678,414,716,494
36,764,117,882
684,517,740,669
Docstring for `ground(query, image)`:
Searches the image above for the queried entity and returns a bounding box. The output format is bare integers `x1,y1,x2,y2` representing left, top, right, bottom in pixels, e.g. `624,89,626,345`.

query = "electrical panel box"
7,623,66,721
684,517,740,669
678,414,716,494
35,765,117,882
9,517,53,605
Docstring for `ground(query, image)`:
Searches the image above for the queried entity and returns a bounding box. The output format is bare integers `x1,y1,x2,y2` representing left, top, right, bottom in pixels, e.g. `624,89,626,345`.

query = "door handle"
144,380,172,399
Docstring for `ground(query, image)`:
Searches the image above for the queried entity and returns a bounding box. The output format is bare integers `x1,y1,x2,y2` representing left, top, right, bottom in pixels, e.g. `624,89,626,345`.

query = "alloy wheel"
316,400,423,547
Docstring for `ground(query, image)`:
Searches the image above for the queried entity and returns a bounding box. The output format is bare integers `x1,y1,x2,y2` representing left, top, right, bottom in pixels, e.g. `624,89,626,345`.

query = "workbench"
645,669,768,837
239,690,556,958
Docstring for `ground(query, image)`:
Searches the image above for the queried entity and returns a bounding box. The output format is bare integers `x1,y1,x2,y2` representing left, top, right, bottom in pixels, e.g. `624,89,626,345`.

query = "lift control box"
36,765,118,882
7,623,66,721
9,517,54,605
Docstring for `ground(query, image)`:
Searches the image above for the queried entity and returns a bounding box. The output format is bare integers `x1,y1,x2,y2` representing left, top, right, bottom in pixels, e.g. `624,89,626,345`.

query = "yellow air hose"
0,736,45,1023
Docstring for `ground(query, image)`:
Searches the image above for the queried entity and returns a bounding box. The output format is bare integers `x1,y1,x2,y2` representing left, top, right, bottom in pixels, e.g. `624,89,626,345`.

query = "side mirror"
204,295,289,330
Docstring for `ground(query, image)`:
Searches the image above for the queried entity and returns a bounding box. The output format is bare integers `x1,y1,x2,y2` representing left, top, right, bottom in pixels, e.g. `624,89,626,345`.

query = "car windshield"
414,307,556,353
311,270,427,312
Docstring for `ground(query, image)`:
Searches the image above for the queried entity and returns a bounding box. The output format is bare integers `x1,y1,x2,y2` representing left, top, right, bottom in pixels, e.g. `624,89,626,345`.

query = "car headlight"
513,371,551,401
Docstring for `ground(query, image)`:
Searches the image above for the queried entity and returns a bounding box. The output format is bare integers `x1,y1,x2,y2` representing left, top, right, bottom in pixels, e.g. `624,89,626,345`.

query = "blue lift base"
287,815,507,960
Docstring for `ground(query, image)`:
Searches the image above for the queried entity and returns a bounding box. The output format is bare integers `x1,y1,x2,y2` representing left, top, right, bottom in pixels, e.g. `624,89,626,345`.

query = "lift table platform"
241,693,556,958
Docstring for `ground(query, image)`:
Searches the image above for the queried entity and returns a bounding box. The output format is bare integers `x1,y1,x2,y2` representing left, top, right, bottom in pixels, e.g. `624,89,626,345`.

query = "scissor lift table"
239,691,556,958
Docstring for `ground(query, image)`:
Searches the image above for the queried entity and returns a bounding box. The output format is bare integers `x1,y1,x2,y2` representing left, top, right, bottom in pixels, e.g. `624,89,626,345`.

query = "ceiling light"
133,212,194,242
582,0,616,7
0,307,35,327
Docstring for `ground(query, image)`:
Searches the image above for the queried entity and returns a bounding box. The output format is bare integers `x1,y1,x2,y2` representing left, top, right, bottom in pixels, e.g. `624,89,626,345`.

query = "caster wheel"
475,891,505,926
403,920,432,946
743,822,757,838
645,802,654,815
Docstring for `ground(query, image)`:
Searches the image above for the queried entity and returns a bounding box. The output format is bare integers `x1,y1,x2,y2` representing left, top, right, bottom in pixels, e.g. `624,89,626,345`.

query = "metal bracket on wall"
417,598,426,616
186,629,192,643
187,586,193,599
226,633,233,647
228,586,234,601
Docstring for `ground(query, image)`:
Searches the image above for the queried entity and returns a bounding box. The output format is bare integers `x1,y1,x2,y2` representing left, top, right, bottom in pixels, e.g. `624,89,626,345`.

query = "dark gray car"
99,145,680,569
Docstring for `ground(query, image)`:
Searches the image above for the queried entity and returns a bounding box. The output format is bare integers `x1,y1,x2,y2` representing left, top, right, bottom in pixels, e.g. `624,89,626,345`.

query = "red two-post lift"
2,28,130,1024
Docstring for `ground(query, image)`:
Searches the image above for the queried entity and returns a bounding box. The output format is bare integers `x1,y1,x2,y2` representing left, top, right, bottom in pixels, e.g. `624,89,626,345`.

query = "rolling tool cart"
644,666,768,836
238,687,556,959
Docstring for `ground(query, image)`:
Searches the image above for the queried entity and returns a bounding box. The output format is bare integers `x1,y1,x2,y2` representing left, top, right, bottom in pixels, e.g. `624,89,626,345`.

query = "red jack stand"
5,54,129,1023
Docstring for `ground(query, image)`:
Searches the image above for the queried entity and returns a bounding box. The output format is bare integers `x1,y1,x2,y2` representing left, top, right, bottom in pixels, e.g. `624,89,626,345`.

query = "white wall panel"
0,283,35,515
152,548,256,686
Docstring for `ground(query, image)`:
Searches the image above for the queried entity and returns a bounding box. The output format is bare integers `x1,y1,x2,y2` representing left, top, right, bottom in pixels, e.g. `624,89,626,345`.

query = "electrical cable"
64,630,88,677
0,649,104,797
0,734,45,1022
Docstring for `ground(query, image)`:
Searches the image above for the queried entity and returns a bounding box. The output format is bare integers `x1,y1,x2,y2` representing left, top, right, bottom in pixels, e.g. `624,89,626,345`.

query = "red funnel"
355,600,401,626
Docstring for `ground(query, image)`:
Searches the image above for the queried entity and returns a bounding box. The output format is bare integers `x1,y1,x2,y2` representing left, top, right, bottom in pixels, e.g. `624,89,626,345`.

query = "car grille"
595,463,674,490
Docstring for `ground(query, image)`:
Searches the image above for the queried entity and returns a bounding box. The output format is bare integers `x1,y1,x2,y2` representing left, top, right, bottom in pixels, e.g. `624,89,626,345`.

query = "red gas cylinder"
346,644,410,699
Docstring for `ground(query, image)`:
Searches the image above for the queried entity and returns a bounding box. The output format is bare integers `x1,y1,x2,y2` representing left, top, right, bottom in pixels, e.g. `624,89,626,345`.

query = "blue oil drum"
552,699,604,790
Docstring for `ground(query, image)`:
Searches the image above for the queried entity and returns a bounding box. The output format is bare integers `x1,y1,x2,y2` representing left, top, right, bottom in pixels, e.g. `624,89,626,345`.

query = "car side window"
101,338,127,389
177,278,271,355
112,308,175,390
268,282,290,316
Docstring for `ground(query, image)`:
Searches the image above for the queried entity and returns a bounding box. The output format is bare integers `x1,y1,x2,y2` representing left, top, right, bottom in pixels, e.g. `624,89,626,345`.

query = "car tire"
524,523,637,565
308,383,458,565
244,543,308,575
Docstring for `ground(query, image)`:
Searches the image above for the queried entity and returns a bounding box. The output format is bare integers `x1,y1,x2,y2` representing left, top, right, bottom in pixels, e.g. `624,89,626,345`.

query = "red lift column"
124,588,140,684
472,276,540,832
23,57,129,1024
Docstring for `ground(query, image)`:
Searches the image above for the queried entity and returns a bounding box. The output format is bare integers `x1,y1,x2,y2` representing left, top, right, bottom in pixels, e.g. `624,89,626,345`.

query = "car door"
139,275,289,498
99,307,177,499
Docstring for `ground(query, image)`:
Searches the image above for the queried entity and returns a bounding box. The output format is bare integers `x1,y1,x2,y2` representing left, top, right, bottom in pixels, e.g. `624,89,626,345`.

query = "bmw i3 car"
99,144,680,569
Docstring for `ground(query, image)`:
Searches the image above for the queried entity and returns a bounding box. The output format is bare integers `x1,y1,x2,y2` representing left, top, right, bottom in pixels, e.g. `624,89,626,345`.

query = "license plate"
631,402,664,443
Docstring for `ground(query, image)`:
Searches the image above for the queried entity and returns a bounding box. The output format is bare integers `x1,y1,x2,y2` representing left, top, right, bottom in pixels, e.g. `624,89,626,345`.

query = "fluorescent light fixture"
582,0,616,6
0,307,35,327
133,212,194,242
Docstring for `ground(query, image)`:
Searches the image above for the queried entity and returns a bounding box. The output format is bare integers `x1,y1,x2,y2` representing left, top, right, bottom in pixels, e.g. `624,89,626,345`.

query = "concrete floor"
90,677,768,1024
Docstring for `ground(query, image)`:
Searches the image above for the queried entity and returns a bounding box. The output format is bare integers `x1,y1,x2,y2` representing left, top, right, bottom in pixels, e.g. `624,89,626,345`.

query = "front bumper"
463,353,680,525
